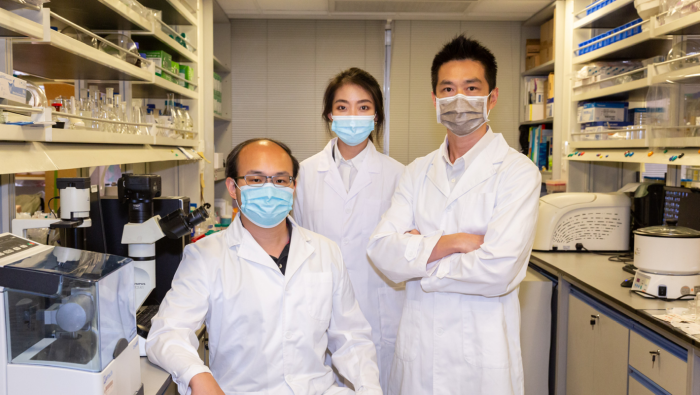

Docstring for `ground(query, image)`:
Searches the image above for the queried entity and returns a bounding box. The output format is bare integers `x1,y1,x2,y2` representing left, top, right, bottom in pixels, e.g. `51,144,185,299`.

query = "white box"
578,103,627,124
546,101,554,118
529,104,545,121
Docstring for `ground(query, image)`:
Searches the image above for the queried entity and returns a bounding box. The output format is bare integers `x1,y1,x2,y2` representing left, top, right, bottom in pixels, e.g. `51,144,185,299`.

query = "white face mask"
435,92,492,136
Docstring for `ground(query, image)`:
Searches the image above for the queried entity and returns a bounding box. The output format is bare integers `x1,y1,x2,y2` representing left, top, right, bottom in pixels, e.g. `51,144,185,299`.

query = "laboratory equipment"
24,81,47,108
631,220,700,299
12,178,94,250
117,174,210,308
0,233,142,395
533,192,631,251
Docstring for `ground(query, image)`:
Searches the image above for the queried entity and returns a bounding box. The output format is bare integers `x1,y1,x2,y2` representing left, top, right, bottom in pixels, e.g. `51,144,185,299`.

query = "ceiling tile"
469,1,550,13
255,0,328,11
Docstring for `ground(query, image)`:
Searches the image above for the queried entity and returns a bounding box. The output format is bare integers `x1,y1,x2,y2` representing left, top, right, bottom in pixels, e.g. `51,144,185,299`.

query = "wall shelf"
0,7,43,38
13,22,153,81
138,0,197,26
567,148,700,165
133,76,198,99
0,0,40,11
573,31,670,65
521,118,554,126
568,139,650,149
131,28,197,63
0,124,197,148
523,60,555,76
653,12,700,36
651,63,700,85
573,0,636,29
572,78,648,102
45,0,152,31
214,114,230,123
213,54,229,74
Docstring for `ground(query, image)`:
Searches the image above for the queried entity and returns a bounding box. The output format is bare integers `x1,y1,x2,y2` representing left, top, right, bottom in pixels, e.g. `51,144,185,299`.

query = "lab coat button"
437,328,444,336
285,332,292,340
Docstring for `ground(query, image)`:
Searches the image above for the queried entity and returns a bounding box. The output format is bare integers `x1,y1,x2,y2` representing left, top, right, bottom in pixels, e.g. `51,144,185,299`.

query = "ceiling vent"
334,1,475,13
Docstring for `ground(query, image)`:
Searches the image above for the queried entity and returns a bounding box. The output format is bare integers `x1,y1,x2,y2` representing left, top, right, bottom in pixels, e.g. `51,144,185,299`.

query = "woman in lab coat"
293,67,405,392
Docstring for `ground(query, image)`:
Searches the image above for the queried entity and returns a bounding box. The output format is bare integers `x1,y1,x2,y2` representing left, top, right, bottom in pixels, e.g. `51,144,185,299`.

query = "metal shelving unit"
573,0,636,29
521,118,554,126
138,0,197,26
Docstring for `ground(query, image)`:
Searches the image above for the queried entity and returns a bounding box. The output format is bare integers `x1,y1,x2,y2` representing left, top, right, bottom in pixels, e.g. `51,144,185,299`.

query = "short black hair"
431,35,497,94
225,138,300,181
322,67,385,143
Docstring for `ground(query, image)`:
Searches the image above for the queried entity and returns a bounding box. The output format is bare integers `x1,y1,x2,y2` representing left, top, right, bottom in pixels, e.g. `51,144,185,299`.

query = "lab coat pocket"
394,299,420,362
462,300,509,369
305,272,333,322
378,286,405,345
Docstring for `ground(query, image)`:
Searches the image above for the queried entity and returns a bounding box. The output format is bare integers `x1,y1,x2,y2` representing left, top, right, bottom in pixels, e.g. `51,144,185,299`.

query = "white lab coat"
367,132,541,395
294,139,405,392
146,214,382,395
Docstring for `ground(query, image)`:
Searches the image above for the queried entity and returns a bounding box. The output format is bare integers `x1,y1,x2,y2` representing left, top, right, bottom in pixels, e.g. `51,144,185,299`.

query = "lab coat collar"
317,138,381,200
446,132,511,206
226,214,314,283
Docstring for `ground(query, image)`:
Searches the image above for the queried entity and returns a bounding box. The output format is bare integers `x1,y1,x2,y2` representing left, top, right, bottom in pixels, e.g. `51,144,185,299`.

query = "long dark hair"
322,67,385,143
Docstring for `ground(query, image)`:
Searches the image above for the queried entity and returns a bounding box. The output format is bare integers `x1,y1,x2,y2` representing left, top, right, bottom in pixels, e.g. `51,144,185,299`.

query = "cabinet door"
629,376,657,395
566,295,597,395
593,312,630,395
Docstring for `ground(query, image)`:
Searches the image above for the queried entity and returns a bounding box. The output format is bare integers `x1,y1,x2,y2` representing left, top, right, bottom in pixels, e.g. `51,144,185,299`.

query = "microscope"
117,173,210,308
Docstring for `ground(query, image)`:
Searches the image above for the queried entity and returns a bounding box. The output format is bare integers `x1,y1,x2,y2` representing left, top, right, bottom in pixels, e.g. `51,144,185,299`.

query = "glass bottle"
88,86,101,131
183,105,194,138
103,88,119,133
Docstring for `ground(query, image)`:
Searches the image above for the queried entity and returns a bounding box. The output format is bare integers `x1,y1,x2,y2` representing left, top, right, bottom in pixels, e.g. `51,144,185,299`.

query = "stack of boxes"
214,72,222,116
577,101,630,138
546,72,555,118
526,76,547,120
540,15,555,63
526,39,541,71
141,49,195,89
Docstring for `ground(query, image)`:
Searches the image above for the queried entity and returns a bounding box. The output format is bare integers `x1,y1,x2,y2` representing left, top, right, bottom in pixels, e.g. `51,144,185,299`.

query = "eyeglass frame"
234,174,295,188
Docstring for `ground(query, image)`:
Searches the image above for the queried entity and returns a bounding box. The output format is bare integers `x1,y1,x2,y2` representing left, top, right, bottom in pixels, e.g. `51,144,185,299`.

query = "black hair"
322,67,384,143
225,138,300,181
431,35,497,93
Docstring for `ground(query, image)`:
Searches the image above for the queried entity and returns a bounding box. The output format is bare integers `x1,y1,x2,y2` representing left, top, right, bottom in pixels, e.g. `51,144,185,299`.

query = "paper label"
103,369,115,395
0,71,26,103
632,272,651,292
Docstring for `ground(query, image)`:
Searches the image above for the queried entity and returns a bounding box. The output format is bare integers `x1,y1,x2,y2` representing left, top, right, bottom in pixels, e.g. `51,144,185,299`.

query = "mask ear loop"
483,91,493,122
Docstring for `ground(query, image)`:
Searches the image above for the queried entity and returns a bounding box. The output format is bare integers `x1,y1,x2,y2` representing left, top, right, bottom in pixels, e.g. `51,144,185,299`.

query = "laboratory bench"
529,252,700,395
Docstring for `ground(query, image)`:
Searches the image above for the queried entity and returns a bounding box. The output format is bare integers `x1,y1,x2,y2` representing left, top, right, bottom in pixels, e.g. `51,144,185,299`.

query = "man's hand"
190,373,225,395
427,233,484,264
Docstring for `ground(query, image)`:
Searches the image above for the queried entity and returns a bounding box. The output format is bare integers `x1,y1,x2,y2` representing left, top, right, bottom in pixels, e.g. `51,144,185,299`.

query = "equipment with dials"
12,178,96,249
0,233,142,395
533,193,631,252
631,220,700,299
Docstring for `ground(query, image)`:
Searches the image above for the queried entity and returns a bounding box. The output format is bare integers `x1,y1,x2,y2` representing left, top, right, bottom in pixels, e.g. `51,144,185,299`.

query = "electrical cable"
575,243,634,264
46,196,59,219
631,290,695,301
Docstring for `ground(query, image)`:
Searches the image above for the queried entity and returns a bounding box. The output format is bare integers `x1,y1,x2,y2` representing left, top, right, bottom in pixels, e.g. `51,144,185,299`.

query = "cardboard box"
547,72,555,99
526,54,541,71
143,50,172,78
526,39,540,54
578,102,628,123
540,17,555,63
546,98,554,118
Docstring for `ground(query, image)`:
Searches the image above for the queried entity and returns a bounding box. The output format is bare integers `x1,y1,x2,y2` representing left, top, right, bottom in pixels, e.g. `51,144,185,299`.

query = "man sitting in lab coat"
147,139,382,395
367,35,541,394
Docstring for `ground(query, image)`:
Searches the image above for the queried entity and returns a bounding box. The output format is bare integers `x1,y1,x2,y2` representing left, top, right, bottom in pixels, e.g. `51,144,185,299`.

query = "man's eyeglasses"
235,174,294,188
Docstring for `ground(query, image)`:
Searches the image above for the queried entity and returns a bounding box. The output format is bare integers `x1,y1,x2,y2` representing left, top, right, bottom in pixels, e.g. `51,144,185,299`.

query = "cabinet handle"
650,350,660,368
590,314,600,327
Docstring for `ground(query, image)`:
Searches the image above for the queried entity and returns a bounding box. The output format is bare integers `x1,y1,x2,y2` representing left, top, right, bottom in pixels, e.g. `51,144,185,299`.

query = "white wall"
389,20,523,165
229,19,522,165
230,19,386,162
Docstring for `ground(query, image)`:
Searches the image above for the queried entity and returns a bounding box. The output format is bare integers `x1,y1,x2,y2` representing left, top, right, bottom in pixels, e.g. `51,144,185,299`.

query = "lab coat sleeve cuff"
176,364,212,395
408,230,442,277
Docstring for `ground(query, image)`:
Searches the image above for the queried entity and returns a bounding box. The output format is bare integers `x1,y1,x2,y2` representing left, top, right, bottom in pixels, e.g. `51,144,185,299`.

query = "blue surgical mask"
331,115,375,146
237,183,294,228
